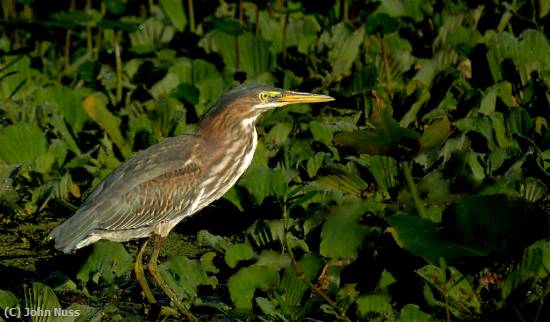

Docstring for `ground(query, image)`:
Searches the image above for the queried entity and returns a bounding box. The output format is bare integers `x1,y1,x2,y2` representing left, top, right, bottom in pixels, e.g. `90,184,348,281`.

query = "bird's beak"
278,90,335,105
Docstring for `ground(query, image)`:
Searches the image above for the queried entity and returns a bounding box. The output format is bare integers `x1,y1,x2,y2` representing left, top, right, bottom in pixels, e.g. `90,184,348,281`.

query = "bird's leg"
148,234,197,321
134,239,156,304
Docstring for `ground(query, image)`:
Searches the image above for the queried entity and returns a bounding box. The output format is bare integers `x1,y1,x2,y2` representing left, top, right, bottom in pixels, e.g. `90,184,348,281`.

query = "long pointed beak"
278,90,335,105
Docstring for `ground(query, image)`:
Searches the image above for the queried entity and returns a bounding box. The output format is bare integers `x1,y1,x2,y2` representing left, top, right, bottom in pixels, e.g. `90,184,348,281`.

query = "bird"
49,85,334,319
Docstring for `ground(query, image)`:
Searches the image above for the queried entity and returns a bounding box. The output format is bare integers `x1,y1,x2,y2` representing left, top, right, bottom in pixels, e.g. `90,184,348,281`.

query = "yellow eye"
259,92,269,101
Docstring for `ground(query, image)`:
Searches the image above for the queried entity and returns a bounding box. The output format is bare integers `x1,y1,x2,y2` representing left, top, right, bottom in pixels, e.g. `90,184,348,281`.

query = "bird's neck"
196,111,259,144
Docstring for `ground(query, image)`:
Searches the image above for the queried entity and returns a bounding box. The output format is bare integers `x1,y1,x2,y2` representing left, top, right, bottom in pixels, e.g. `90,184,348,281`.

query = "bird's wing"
50,135,205,252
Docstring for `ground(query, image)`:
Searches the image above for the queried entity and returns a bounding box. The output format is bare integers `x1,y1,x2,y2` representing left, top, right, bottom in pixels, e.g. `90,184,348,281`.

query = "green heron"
49,85,334,318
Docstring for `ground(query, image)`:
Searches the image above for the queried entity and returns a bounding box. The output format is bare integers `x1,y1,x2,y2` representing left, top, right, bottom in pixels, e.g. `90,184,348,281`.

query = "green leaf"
0,123,47,164
228,265,279,310
196,230,231,252
377,270,397,289
224,243,255,268
417,265,481,319
456,115,496,150
506,107,533,136
375,0,432,22
222,187,244,211
334,107,419,156
49,115,81,155
210,18,244,36
502,240,550,301
159,0,187,32
280,254,322,308
386,214,486,264
129,17,174,53
256,250,291,270
400,304,432,322
326,23,365,83
306,152,325,178
36,86,89,133
487,30,550,84
320,200,370,259
76,241,132,284
356,292,393,317
352,155,399,197
102,0,126,14
170,83,199,105
83,93,129,157
287,15,322,54
23,282,73,322
150,96,185,139
310,120,334,146
247,219,285,248
199,30,235,68
239,165,298,204
365,13,399,34
312,166,368,196
418,116,451,151
239,33,273,77
265,123,293,146
159,255,217,302
490,112,514,148
0,289,18,309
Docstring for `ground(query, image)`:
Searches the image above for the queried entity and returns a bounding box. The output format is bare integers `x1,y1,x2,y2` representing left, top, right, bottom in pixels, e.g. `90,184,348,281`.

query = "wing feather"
50,135,205,253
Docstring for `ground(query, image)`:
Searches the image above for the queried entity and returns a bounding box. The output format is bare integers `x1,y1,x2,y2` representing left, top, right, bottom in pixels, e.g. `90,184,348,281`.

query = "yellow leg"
134,239,156,304
147,234,197,321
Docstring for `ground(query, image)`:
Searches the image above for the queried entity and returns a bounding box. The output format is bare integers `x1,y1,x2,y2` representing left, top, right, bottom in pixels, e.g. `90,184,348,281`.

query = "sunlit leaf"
196,230,231,252
356,292,393,317
0,123,47,165
256,250,291,270
224,243,255,268
76,241,132,284
306,152,325,178
23,282,73,322
487,30,550,84
325,23,365,83
320,200,371,259
228,265,279,310
83,93,129,157
0,289,18,309
159,0,187,32
375,0,432,22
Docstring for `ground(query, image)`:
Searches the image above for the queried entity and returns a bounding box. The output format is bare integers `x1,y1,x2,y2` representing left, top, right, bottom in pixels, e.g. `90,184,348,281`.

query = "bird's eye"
259,92,269,101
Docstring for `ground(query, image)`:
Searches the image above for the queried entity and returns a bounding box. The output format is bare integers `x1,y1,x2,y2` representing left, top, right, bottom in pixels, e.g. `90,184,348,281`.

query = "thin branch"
187,0,195,33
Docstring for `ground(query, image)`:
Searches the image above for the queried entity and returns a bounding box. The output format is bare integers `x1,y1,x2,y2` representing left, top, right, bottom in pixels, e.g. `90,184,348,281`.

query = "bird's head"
201,85,334,131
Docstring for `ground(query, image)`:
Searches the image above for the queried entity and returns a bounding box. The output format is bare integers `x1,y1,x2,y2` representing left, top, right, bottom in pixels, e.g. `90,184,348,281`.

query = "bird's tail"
49,203,99,253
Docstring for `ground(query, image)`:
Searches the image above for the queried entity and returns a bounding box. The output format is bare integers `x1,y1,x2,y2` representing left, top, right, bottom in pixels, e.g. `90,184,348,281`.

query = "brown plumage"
49,85,334,317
